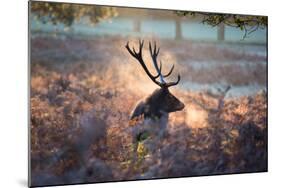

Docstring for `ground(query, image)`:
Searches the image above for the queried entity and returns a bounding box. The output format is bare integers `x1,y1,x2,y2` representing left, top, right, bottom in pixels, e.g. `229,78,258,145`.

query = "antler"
125,40,162,86
126,40,181,88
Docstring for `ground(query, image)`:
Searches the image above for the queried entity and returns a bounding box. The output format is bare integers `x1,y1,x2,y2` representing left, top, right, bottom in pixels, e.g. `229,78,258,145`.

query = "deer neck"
143,89,168,120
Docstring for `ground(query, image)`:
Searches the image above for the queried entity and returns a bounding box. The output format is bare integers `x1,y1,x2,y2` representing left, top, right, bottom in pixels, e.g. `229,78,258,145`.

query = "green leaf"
136,131,150,142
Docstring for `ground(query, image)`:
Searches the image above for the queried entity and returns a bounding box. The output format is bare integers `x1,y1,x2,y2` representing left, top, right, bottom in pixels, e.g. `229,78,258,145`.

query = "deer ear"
130,101,146,120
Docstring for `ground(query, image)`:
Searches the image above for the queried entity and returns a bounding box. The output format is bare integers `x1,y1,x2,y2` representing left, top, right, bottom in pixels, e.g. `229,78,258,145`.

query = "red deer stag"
125,40,185,121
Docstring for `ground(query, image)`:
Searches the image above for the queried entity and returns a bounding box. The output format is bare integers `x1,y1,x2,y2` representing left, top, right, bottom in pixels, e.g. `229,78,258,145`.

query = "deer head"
126,40,185,120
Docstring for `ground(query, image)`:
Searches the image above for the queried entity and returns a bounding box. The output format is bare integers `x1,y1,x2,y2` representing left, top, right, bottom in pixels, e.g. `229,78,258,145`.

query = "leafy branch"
31,2,118,26
175,11,267,39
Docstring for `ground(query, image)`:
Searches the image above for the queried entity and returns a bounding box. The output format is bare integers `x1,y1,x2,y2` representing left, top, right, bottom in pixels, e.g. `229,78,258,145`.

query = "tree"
217,23,225,41
175,18,182,40
30,1,118,26
175,11,267,39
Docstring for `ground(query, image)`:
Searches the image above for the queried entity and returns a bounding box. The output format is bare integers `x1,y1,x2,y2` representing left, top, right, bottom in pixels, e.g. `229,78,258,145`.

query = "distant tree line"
30,1,118,26
175,11,267,40
30,2,267,40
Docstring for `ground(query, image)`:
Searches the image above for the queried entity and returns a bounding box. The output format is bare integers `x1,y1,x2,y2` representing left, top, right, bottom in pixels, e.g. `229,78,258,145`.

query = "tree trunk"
175,19,182,40
133,19,141,33
217,23,225,41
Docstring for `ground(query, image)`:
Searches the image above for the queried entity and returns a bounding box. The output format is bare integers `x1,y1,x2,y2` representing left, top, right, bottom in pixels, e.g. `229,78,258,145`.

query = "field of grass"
30,36,267,186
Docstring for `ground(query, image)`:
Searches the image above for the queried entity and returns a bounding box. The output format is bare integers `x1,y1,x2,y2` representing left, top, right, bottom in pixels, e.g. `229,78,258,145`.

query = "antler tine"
163,64,175,77
125,41,162,87
154,41,160,56
132,47,137,55
139,40,144,51
149,41,160,60
153,61,162,79
165,74,181,87
125,41,136,58
137,39,144,56
148,41,153,57
149,41,164,83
